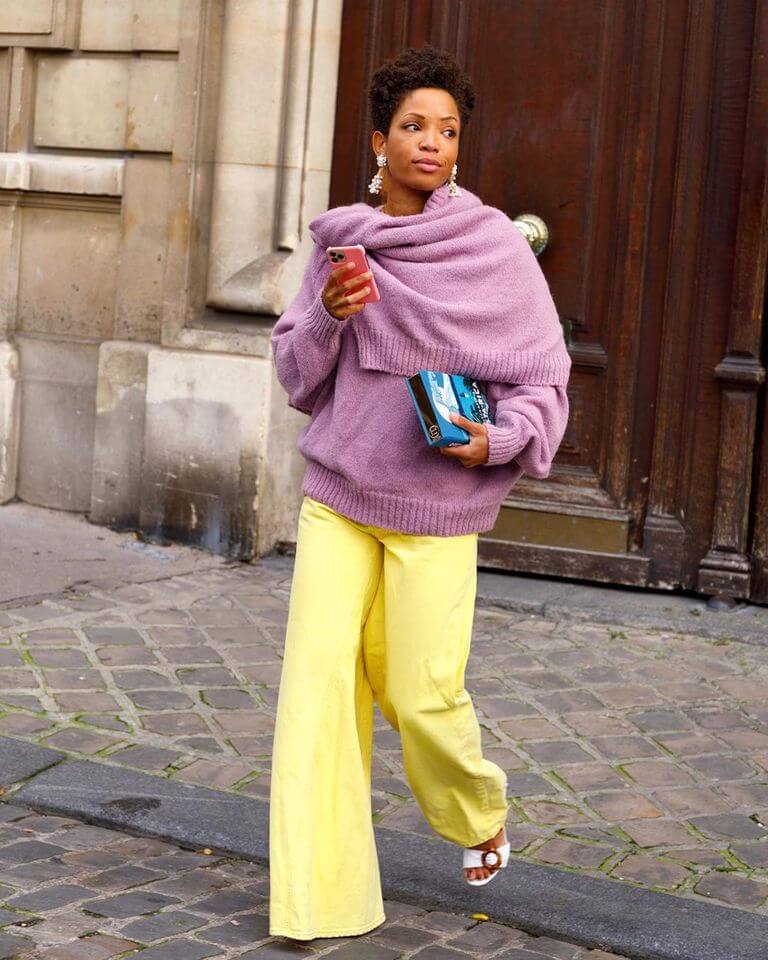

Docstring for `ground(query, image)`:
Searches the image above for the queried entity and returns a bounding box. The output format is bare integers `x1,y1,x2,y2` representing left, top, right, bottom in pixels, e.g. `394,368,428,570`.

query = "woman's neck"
379,193,430,217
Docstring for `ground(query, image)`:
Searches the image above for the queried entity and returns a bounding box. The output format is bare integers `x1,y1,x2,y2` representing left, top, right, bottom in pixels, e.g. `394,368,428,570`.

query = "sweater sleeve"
480,381,570,475
270,243,352,415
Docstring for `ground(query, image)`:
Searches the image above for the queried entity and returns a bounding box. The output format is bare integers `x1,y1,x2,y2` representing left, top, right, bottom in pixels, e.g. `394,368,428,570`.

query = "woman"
268,44,571,940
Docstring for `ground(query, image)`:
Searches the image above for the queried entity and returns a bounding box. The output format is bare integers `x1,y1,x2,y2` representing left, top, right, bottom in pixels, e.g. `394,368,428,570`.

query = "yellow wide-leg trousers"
268,495,509,940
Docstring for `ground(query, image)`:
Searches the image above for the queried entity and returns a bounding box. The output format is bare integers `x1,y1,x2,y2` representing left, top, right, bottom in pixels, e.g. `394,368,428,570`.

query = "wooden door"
331,1,768,602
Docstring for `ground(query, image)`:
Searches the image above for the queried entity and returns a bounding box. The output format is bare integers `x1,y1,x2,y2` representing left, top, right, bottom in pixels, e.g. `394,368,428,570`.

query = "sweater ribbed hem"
304,291,348,344
353,326,572,385
484,419,525,466
301,461,500,536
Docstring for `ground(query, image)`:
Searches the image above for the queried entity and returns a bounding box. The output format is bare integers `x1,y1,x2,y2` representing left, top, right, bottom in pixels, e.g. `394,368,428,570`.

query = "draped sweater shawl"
270,181,572,536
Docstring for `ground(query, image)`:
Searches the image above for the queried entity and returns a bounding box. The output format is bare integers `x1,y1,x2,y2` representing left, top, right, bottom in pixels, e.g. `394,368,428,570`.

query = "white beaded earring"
447,161,461,196
368,153,387,194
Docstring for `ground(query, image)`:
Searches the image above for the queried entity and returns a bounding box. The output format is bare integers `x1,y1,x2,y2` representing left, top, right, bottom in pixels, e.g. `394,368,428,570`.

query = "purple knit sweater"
270,187,571,536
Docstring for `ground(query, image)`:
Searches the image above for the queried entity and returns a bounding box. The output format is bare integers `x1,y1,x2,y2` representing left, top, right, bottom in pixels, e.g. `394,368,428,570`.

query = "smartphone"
325,244,380,304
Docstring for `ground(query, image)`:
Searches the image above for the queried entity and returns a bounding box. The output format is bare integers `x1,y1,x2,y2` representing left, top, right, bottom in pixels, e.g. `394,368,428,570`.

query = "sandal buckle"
481,848,501,869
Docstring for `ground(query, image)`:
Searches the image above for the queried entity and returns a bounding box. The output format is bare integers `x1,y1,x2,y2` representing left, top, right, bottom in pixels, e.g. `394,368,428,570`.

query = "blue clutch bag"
404,370,494,447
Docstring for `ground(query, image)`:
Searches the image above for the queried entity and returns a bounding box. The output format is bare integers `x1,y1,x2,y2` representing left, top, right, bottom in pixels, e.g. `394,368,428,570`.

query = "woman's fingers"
324,261,372,317
330,260,356,283
341,269,372,292
345,283,371,303
450,413,483,434
331,261,364,291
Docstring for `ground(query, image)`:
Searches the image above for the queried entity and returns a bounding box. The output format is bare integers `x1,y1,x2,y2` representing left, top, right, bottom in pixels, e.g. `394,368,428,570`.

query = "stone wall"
0,0,343,558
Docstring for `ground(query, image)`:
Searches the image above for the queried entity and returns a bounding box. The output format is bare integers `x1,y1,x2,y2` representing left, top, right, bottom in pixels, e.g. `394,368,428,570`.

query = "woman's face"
372,86,460,198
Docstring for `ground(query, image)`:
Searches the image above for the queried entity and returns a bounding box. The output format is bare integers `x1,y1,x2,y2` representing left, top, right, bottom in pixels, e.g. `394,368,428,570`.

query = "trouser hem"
452,808,510,848
269,911,387,940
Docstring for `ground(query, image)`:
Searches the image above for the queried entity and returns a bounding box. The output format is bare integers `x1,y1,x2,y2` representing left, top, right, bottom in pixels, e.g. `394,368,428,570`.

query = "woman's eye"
404,123,456,137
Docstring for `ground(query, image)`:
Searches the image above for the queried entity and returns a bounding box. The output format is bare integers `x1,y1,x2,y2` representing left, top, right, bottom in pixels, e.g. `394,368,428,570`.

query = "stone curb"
2,736,767,960
0,560,228,612
475,569,768,647
2,542,766,648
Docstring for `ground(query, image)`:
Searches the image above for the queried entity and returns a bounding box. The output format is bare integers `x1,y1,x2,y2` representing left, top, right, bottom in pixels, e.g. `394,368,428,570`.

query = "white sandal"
462,826,511,886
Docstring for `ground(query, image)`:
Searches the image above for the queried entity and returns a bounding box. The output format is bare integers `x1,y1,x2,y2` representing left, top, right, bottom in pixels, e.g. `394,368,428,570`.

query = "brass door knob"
511,213,549,256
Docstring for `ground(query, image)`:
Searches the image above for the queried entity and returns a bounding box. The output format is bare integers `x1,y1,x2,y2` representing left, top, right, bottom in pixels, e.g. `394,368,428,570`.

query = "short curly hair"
368,43,476,137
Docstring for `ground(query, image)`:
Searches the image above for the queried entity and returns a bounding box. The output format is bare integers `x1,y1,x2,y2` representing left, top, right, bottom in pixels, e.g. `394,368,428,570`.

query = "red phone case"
325,244,381,303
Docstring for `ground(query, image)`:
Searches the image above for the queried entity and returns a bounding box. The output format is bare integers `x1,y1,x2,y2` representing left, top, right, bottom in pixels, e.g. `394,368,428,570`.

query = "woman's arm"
481,382,570,475
270,244,351,415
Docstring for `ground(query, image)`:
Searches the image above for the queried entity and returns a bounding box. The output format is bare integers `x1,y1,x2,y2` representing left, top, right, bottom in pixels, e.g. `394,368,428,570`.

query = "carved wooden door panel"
332,1,768,600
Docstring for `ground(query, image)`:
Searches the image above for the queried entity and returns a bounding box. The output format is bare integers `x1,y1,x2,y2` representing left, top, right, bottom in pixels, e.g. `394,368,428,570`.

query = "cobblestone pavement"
0,800,626,959
0,554,767,917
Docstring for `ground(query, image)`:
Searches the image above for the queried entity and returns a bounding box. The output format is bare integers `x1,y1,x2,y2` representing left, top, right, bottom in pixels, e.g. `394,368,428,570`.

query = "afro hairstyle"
368,43,476,137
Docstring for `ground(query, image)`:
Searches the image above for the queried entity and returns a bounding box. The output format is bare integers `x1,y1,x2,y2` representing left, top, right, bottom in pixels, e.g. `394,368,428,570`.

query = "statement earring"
447,161,461,196
368,153,387,194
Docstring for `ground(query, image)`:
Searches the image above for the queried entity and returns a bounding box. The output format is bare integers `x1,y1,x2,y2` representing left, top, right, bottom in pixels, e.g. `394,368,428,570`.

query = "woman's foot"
464,824,507,882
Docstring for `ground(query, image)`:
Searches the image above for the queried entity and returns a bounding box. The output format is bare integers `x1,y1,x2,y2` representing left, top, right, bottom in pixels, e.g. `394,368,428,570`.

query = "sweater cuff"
483,419,525,466
304,291,348,344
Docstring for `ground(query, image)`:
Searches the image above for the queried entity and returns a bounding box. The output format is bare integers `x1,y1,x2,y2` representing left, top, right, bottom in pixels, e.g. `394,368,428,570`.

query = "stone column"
154,0,344,556
0,341,19,502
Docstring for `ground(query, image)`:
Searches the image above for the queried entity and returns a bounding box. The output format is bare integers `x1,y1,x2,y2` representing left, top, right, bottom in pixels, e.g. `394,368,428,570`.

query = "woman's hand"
438,414,489,467
322,260,373,320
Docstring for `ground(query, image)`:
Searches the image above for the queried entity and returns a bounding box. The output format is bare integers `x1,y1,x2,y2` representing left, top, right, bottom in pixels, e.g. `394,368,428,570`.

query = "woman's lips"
413,160,441,171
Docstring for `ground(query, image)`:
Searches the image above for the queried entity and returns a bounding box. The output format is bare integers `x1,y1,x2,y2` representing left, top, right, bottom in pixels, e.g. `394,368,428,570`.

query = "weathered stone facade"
0,0,342,557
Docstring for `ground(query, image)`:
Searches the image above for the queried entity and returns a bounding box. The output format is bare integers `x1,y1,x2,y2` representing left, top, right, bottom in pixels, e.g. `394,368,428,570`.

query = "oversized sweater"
270,187,571,537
